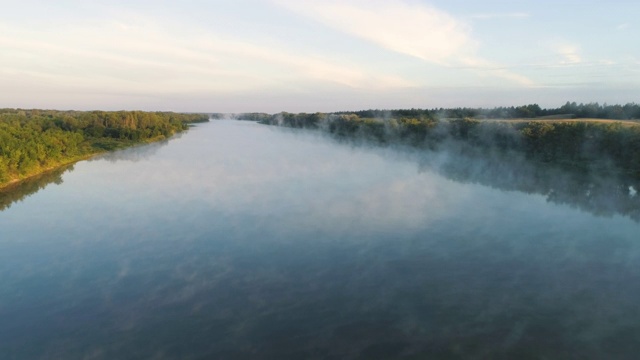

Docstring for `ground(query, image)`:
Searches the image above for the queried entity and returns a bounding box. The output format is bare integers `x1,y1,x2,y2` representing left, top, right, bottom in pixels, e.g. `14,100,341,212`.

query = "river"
1,120,640,359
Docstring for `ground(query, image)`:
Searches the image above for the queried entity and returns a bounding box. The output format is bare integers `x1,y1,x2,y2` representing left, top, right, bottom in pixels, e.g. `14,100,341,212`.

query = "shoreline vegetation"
217,102,640,179
2,104,639,220
0,109,209,190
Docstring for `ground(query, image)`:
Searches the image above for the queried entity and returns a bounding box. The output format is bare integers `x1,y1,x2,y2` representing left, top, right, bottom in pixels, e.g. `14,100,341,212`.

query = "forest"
5,103,640,189
338,101,640,120
0,109,208,188
252,103,640,178
221,102,640,123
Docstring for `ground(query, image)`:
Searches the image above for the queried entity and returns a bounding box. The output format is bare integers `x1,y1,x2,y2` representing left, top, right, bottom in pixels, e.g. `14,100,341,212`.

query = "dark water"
2,121,640,359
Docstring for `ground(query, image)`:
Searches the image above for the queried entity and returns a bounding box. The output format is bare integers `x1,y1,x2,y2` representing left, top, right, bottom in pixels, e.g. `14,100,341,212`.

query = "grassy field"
483,118,640,126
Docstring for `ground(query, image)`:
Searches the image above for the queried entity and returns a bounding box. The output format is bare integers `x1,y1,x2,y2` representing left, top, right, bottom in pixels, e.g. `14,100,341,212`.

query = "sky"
1,0,639,112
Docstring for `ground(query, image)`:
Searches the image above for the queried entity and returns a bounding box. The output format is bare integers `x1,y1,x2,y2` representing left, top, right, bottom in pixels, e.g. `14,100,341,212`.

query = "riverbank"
0,109,209,190
0,154,93,192
0,135,171,191
256,112,640,179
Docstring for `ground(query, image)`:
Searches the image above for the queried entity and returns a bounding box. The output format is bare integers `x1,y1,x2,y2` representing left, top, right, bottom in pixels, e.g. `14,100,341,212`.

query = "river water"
1,120,640,359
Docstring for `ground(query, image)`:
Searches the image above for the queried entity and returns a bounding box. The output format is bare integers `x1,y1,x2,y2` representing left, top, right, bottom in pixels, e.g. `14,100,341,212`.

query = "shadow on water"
0,165,74,212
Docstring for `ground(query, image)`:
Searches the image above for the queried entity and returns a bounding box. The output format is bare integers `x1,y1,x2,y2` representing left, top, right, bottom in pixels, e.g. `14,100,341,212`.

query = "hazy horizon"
1,0,639,113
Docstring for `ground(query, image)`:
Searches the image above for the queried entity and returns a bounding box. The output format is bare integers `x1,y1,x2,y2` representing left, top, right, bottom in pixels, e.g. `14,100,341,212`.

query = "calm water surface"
2,121,640,359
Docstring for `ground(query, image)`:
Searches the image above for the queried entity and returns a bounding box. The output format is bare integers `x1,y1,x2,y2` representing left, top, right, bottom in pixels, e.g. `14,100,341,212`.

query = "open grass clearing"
481,118,640,127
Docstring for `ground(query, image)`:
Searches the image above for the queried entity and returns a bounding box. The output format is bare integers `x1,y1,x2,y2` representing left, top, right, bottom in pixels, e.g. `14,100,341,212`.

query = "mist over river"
2,120,640,359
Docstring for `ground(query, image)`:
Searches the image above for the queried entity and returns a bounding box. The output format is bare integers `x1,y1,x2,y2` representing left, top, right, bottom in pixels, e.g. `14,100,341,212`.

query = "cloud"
458,57,535,86
198,38,416,90
556,44,582,64
273,0,475,65
273,0,534,86
468,12,530,20
0,15,416,100
598,59,617,66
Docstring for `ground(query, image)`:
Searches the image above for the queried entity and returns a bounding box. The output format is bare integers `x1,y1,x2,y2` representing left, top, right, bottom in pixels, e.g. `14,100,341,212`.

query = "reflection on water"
416,149,640,223
91,135,175,163
0,165,73,211
1,121,640,359
0,136,175,212
3,127,639,223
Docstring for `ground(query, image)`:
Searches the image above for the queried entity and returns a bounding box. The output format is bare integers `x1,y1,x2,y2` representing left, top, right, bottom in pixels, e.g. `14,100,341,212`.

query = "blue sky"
1,0,639,112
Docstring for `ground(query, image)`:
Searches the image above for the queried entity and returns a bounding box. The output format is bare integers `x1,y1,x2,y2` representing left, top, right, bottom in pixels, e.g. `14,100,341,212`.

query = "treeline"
210,113,274,122
334,102,640,120
223,102,640,123
0,109,208,186
258,110,640,178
